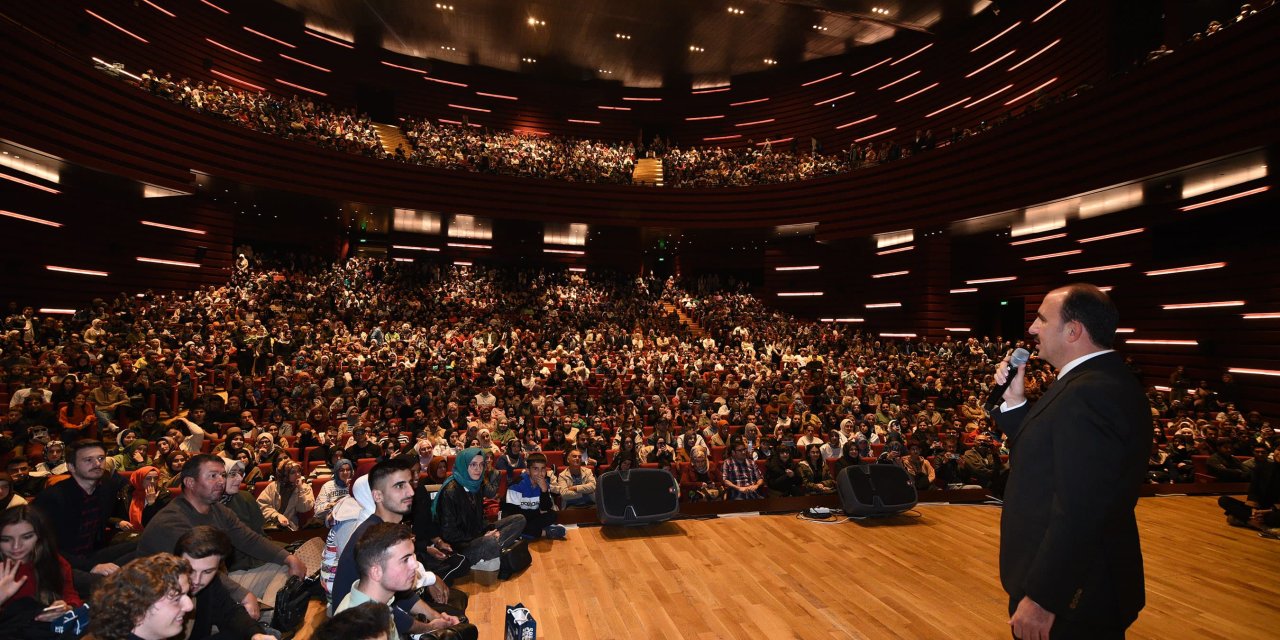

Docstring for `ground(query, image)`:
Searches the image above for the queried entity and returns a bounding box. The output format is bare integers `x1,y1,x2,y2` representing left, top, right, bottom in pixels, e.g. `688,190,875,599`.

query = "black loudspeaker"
837,464,918,517
594,468,679,526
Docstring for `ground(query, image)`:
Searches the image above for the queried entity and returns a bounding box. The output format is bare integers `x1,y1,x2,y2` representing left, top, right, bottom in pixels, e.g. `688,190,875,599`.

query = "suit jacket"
994,351,1150,628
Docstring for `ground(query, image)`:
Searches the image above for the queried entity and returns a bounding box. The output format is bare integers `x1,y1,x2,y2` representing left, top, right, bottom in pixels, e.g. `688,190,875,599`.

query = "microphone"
985,348,1031,414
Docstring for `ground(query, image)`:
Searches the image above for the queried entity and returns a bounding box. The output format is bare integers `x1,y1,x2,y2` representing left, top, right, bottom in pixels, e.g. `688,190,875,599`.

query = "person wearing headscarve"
111,432,150,473
315,459,355,523
256,459,314,531
218,457,267,571
255,432,284,471
432,448,526,568
124,465,170,530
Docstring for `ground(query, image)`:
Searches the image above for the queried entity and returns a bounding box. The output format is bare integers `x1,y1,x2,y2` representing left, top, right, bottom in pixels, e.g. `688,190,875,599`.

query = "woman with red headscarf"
124,466,171,531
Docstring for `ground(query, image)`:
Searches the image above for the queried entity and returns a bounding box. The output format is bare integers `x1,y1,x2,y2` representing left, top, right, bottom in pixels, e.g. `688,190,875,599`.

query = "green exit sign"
1000,300,1008,306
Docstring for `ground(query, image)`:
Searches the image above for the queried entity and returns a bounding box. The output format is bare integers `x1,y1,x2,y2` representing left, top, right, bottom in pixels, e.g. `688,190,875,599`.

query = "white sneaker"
471,557,500,572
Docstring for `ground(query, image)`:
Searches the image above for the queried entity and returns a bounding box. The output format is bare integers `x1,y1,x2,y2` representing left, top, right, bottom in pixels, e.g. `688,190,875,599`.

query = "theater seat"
354,458,377,477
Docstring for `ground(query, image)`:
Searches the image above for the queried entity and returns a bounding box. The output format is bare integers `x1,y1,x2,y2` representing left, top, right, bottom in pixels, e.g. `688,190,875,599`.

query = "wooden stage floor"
451,496,1278,639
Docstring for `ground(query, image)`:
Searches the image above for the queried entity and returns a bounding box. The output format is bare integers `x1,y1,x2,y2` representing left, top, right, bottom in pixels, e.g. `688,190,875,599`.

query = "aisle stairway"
662,302,707,338
632,157,664,186
372,123,411,156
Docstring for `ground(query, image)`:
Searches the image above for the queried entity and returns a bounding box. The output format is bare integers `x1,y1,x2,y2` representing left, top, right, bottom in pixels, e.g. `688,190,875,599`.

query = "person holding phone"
0,506,83,631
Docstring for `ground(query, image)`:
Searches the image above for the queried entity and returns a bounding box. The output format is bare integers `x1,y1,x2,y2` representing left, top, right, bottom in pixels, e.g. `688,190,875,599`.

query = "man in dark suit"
993,284,1150,640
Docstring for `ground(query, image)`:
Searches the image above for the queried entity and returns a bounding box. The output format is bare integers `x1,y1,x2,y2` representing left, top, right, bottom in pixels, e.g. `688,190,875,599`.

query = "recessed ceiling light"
527,17,545,26
521,57,537,63
440,45,456,51
434,3,453,10
615,33,631,40
689,45,705,52
763,58,777,65
813,24,829,31
727,7,745,15
598,69,613,74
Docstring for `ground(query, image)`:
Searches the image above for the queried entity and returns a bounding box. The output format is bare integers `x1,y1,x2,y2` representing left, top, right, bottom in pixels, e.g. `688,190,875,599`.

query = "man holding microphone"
991,284,1150,639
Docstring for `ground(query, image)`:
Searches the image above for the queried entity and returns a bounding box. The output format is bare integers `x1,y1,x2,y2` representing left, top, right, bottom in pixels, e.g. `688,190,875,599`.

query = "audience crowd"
1,253,1275,637
107,58,1097,189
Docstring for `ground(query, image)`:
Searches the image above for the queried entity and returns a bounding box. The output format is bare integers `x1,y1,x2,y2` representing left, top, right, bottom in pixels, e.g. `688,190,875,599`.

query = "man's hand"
995,351,1028,408
425,546,447,560
1008,595,1054,640
284,554,307,578
427,614,461,630
485,529,501,540
116,520,135,532
90,562,119,576
241,592,261,619
251,635,275,640
432,538,453,554
427,578,448,603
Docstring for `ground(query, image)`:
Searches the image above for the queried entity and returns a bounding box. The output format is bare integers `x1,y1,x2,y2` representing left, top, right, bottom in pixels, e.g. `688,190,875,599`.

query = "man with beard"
33,440,134,591
131,454,307,618
333,459,466,637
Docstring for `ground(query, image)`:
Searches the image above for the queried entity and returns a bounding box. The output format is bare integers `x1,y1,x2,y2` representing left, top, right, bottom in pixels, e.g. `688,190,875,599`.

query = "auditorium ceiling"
276,0,1000,88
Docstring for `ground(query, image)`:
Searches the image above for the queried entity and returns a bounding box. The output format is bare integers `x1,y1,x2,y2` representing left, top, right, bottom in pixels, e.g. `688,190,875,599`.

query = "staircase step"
372,123,411,157
632,158,664,186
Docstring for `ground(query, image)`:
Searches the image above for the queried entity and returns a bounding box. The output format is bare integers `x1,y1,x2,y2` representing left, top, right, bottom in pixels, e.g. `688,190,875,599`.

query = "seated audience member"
680,446,723,501
1208,438,1250,482
315,601,393,640
322,475,372,600
110,431,151,474
931,440,978,489
124,466,171,531
218,458,267,549
212,427,246,458
766,444,805,497
333,461,463,636
1219,441,1280,530
0,473,28,510
31,440,68,478
494,440,527,481
800,444,837,495
0,506,83,634
257,460,315,531
502,453,565,540
316,459,355,523
336,523,462,638
556,448,597,508
345,427,382,462
410,479,469,586
961,435,1005,492
32,440,133,583
721,441,764,500
435,449,527,568
132,454,307,614
253,434,286,474
58,391,97,442
5,457,47,501
833,440,866,479
819,430,844,461
174,526,273,640
159,450,189,489
89,553,193,640
898,443,937,491
796,425,823,449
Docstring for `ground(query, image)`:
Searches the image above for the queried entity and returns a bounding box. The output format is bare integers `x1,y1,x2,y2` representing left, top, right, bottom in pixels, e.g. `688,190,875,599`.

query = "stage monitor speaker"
595,468,679,526
837,464,918,517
